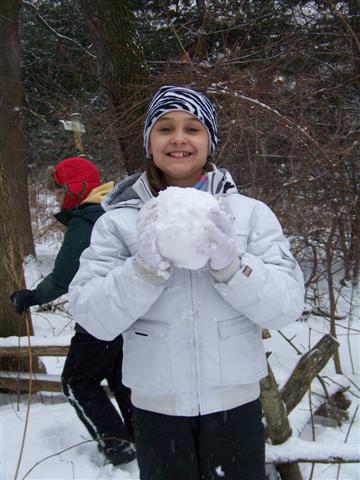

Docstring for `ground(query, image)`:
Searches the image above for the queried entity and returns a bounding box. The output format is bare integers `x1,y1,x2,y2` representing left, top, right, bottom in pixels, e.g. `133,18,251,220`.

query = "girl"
11,157,135,465
69,86,304,479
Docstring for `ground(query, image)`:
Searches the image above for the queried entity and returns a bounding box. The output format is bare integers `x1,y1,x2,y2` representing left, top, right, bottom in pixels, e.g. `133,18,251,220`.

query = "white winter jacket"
69,169,304,416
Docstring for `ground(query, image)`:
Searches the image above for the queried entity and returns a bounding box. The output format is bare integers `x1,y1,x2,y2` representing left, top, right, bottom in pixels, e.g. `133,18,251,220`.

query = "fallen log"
281,334,339,415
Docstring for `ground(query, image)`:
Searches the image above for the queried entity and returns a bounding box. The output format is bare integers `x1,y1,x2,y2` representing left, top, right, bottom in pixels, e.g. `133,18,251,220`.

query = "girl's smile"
166,151,191,158
149,111,209,187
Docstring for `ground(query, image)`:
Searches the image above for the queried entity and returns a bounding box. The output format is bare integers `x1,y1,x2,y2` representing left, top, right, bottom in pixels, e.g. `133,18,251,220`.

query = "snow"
266,436,359,463
139,187,221,269
2,400,138,480
2,198,360,480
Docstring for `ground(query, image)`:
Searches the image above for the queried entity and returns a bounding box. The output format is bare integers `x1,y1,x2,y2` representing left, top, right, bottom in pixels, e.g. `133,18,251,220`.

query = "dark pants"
134,399,265,480
61,332,134,451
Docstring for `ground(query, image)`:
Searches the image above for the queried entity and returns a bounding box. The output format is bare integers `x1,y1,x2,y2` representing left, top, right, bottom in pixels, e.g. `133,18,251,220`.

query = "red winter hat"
48,157,101,209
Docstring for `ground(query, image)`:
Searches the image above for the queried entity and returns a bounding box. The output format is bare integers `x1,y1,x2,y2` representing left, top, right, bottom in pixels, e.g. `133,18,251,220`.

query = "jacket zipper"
190,270,202,414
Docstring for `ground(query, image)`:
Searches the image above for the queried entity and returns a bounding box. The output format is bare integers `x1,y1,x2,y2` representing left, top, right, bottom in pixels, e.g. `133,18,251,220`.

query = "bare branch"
22,1,96,59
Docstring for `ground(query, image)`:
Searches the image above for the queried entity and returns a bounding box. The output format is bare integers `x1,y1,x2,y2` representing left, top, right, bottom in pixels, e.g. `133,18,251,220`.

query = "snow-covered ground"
1,203,360,479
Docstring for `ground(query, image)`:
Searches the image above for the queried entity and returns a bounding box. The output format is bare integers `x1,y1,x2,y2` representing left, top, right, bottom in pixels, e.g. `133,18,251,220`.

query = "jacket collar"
54,208,73,226
132,167,238,203
208,168,238,196
101,173,142,211
102,167,238,211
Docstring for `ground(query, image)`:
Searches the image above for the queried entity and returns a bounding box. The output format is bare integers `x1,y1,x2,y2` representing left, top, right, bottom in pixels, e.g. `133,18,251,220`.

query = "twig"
310,307,346,320
326,0,360,55
347,285,356,374
344,405,359,443
325,217,342,374
320,320,360,334
336,405,359,480
308,328,316,480
14,313,33,480
19,435,128,480
342,374,360,393
19,440,94,480
277,329,303,355
16,322,21,411
322,376,360,399
317,376,330,400
209,87,330,170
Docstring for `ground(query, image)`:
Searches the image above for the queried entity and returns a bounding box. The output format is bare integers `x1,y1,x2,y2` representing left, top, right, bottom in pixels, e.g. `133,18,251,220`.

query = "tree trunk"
0,161,36,372
0,0,34,258
81,0,148,175
0,0,40,374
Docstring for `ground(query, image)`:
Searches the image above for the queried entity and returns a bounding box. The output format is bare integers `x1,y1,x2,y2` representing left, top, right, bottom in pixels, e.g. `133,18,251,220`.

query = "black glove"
10,289,38,314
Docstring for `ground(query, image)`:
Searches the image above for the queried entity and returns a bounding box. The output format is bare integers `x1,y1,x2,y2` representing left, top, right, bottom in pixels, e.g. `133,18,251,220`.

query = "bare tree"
0,0,40,372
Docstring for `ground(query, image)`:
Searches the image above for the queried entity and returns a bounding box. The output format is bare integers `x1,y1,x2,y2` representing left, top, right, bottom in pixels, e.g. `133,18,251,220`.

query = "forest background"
0,1,359,479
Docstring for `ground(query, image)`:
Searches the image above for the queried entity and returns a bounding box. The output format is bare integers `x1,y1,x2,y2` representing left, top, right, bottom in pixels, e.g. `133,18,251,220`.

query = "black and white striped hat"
143,85,218,160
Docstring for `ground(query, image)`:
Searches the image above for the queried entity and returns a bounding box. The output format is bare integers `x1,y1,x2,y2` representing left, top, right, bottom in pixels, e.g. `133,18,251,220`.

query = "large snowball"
149,187,220,270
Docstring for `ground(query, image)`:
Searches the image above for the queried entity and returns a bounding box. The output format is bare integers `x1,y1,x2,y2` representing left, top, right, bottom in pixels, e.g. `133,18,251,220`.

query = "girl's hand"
207,200,238,271
137,224,171,272
136,199,171,272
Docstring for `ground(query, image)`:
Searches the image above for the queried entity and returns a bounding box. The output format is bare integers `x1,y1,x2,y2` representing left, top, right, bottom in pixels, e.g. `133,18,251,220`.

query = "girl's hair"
146,159,214,196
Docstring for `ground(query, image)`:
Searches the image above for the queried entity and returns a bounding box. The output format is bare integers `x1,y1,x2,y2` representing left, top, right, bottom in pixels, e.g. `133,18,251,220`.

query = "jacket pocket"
218,317,267,385
122,319,172,393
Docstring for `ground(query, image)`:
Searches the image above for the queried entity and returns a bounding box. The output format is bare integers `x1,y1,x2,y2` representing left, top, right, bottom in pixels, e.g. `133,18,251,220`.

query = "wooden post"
59,113,85,154
70,113,84,153
261,362,303,480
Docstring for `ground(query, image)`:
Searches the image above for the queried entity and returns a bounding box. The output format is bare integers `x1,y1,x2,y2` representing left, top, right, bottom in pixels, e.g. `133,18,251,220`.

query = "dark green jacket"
34,203,104,306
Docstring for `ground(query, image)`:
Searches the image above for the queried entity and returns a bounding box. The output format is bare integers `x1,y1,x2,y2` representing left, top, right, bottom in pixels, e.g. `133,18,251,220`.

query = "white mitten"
208,199,238,271
136,199,171,273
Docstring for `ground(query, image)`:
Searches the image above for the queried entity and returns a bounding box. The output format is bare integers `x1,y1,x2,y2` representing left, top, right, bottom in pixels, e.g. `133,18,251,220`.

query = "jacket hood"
101,173,142,211
101,168,238,212
81,181,114,205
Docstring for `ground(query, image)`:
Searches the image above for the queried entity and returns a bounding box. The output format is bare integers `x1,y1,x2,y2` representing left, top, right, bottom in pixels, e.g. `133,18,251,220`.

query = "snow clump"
143,187,221,270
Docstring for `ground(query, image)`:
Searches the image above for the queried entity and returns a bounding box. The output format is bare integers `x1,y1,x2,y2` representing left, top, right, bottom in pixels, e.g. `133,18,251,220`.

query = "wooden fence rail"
0,371,63,393
0,343,68,392
0,345,69,357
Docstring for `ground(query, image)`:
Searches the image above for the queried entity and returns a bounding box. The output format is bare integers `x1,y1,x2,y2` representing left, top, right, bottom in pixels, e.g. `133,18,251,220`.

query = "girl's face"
149,111,209,187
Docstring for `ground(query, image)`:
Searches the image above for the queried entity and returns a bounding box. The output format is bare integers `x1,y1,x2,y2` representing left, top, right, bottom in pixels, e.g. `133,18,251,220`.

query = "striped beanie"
143,85,218,160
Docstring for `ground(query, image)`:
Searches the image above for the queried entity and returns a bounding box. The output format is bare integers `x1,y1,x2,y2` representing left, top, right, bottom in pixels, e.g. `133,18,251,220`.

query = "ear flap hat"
47,157,101,209
143,85,218,160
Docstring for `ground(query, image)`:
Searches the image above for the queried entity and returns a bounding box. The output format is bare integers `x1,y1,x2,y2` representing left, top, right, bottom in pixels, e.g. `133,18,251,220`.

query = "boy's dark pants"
134,399,265,480
61,332,134,449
